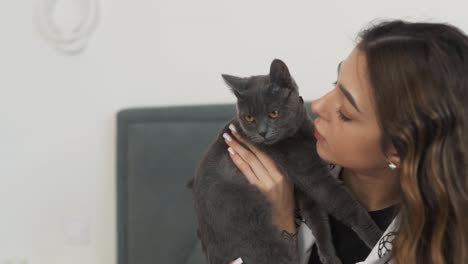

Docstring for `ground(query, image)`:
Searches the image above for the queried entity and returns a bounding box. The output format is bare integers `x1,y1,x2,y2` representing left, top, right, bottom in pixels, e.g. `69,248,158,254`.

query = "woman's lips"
313,120,324,140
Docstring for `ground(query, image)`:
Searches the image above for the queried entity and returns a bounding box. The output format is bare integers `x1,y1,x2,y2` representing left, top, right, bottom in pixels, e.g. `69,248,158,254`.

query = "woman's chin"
316,142,327,159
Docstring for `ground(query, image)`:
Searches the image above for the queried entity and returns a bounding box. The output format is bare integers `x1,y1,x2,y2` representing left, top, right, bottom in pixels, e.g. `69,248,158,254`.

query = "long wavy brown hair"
356,20,468,263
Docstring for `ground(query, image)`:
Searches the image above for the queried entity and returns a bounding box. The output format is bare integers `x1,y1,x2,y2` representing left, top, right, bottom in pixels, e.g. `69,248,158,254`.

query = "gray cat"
186,59,382,264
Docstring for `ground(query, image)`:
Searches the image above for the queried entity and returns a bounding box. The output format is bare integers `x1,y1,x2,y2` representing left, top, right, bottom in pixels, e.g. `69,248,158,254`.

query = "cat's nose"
259,131,267,137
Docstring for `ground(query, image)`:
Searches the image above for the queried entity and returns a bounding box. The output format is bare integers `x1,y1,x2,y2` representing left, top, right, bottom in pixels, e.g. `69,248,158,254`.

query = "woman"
225,19,468,264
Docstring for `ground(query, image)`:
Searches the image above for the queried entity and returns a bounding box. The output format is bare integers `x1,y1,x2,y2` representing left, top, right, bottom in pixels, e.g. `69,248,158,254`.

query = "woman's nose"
311,96,325,118
310,89,333,120
310,98,320,115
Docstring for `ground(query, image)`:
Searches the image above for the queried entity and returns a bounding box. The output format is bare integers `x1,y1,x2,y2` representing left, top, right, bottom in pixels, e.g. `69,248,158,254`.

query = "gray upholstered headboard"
117,104,236,264
117,103,315,264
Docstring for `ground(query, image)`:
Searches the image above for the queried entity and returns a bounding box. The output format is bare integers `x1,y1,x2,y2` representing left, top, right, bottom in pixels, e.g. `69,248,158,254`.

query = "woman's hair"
357,20,468,264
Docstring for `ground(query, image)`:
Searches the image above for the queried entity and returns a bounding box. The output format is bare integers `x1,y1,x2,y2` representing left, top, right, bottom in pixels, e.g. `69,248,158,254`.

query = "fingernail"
223,133,232,142
229,124,237,133
227,147,235,155
231,257,243,264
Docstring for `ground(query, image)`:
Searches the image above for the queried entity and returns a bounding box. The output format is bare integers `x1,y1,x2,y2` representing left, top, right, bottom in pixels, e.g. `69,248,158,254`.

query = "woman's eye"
269,110,280,119
244,115,255,123
336,108,351,122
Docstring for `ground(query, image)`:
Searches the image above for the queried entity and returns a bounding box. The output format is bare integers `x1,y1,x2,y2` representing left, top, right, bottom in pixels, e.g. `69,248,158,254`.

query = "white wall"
1,0,467,263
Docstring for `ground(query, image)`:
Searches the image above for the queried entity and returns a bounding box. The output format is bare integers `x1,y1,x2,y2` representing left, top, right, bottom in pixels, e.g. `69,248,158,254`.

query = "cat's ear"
269,59,292,88
222,74,247,98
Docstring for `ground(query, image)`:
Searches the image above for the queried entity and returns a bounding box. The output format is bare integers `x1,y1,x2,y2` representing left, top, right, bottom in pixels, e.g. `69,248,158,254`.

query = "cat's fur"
186,59,383,264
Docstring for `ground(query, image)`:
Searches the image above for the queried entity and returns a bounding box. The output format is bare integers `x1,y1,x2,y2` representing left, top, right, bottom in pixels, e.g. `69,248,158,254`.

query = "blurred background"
1,0,467,263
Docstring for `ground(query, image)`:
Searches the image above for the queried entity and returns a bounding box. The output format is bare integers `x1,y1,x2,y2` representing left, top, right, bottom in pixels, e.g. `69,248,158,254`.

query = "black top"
307,204,399,264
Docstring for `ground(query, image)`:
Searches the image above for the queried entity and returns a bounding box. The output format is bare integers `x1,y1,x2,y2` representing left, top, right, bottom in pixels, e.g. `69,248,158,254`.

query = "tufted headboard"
116,102,315,264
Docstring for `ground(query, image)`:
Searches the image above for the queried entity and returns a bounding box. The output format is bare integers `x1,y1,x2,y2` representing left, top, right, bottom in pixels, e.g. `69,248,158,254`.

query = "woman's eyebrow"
337,61,362,113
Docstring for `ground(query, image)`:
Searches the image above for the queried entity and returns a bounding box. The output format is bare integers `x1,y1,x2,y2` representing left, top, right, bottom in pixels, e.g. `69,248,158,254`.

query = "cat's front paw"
359,226,383,249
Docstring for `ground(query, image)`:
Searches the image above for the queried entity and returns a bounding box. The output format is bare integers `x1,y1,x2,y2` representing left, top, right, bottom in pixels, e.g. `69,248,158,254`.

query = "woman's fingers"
228,124,284,182
223,131,274,190
227,146,258,185
224,125,296,232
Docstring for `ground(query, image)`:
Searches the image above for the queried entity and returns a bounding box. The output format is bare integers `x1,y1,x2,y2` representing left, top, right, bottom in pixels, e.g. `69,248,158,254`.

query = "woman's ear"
386,145,401,168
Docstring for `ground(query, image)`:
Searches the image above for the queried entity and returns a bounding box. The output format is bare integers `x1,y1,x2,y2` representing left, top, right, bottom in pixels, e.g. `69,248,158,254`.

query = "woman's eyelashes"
336,108,351,122
332,81,351,122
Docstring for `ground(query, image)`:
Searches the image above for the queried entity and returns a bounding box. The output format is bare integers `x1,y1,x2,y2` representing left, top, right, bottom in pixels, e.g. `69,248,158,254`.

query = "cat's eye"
244,115,255,123
269,110,280,119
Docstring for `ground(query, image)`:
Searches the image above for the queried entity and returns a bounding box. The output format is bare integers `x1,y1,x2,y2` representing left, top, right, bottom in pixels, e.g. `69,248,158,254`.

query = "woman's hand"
223,123,296,234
